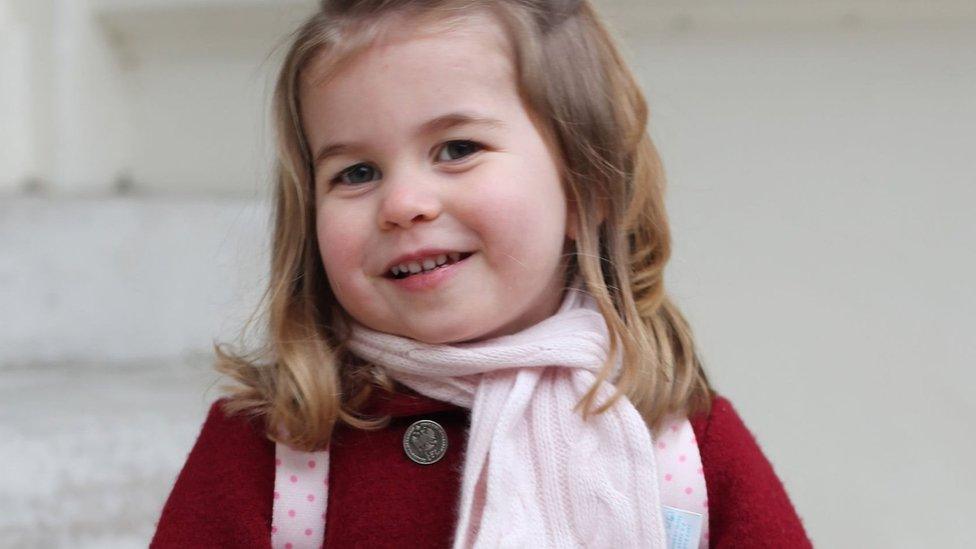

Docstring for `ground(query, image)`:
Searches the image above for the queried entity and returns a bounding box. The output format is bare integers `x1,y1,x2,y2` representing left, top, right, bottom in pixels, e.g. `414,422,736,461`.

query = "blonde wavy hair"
216,0,712,451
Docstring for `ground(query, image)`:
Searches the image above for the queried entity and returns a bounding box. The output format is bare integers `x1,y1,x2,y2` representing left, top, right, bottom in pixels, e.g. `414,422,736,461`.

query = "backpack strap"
655,415,710,549
271,440,329,549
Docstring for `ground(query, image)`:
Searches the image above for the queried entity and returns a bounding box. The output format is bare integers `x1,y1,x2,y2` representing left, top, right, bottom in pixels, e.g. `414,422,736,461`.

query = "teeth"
389,252,468,278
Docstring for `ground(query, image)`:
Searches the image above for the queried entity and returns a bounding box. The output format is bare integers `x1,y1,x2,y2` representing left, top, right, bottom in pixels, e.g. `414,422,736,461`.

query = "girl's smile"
300,12,576,344
384,250,476,292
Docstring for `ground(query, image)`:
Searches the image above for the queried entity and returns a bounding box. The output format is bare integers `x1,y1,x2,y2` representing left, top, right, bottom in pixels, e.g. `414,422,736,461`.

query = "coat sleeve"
151,398,275,549
690,395,813,548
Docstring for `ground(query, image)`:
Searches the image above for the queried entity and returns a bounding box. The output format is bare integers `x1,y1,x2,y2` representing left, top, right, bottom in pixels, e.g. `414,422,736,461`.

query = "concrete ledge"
0,195,270,367
0,356,224,547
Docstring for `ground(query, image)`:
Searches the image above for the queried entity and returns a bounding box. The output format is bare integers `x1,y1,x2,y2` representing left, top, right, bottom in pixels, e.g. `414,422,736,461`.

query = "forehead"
302,10,513,89
298,12,518,144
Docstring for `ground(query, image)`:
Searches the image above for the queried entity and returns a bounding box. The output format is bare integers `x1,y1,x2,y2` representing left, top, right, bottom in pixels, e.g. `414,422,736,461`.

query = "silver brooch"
403,419,448,465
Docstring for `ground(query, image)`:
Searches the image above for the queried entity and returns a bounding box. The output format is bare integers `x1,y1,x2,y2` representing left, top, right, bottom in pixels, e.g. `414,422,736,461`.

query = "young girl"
152,1,811,547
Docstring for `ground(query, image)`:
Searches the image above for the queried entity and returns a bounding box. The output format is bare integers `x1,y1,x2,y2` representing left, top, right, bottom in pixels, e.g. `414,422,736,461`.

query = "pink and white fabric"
655,414,710,548
271,282,708,548
271,448,329,548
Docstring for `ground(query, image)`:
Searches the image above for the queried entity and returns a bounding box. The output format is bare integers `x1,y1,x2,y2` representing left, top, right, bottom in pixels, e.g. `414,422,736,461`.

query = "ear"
565,196,607,241
565,196,579,241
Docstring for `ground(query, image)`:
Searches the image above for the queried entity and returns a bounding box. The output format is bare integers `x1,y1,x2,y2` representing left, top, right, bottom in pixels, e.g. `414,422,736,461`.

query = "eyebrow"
311,111,506,168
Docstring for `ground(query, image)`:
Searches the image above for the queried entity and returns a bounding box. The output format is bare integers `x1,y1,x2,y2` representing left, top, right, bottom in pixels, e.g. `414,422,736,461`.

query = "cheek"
468,165,568,261
316,206,367,279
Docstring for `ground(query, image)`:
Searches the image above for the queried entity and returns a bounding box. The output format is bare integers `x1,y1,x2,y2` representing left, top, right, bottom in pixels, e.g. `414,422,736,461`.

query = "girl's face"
301,13,575,344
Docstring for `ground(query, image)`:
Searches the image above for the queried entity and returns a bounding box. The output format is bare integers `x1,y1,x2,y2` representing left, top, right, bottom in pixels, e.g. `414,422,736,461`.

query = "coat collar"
361,382,467,418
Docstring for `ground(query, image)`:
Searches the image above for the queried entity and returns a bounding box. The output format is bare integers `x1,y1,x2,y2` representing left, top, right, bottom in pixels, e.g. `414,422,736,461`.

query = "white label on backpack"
662,505,704,549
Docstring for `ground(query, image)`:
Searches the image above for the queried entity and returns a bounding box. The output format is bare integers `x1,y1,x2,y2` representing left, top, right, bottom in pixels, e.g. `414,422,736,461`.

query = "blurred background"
1,0,974,546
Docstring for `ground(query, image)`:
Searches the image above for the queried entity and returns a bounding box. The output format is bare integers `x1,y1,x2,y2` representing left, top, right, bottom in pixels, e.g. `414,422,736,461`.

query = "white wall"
0,0,56,190
620,20,976,547
49,0,133,193
102,2,314,194
0,0,34,190
0,0,314,195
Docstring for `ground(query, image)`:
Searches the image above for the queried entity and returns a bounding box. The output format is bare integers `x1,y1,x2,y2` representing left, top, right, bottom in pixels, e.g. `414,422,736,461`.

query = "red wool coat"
151,387,812,548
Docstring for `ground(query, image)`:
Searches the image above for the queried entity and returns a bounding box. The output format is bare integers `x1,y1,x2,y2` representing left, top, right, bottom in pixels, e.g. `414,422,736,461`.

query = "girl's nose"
377,173,443,230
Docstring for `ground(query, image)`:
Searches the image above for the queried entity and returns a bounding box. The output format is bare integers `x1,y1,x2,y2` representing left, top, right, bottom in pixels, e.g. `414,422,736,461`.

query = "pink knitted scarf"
271,282,708,548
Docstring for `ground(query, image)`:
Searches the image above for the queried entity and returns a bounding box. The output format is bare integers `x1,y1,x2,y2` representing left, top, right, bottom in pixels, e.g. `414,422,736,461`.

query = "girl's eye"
331,163,380,187
329,140,482,187
436,140,484,162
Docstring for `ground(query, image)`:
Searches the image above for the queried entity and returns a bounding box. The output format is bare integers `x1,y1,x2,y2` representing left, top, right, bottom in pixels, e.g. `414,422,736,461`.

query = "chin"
401,322,494,345
408,329,477,345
